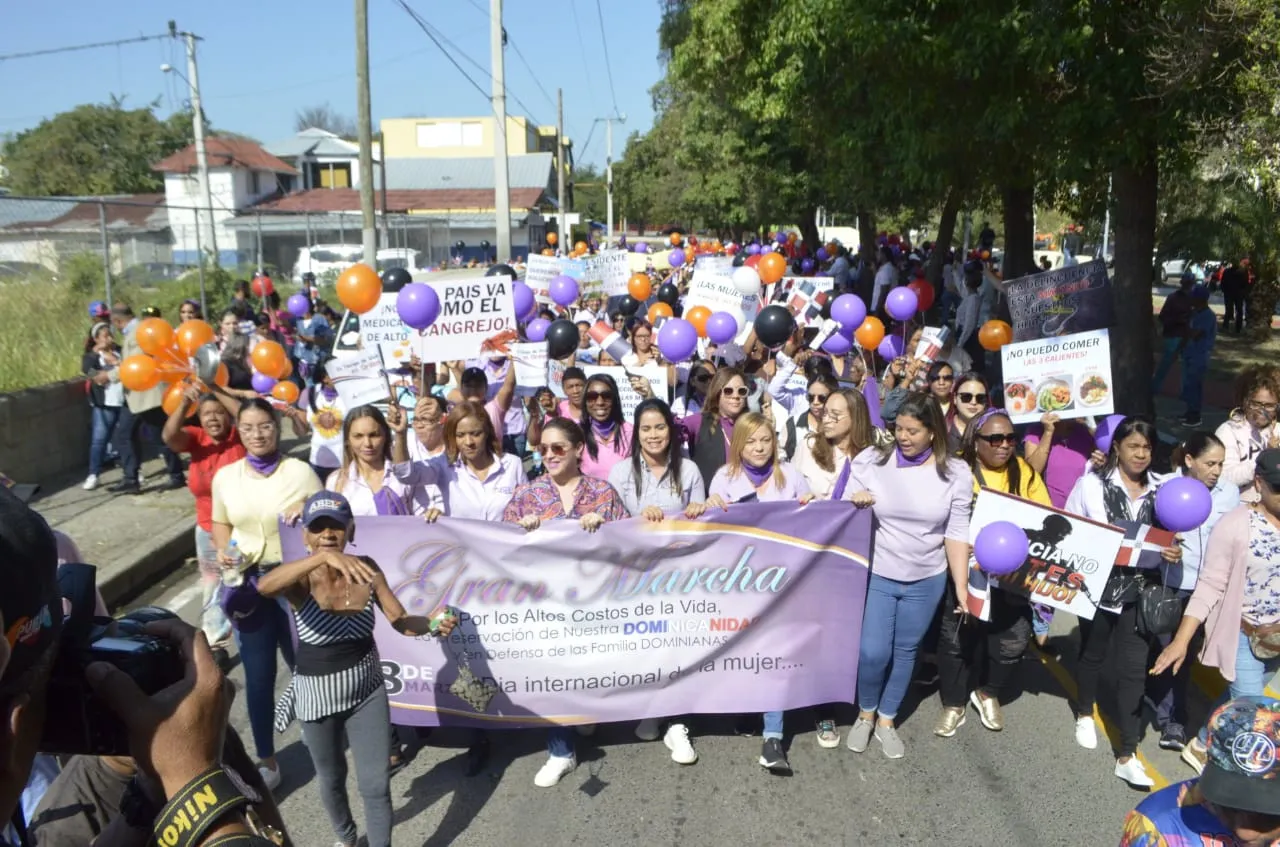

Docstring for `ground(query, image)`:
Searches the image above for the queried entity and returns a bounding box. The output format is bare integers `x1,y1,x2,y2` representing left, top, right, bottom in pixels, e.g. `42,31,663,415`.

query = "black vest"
691,415,727,497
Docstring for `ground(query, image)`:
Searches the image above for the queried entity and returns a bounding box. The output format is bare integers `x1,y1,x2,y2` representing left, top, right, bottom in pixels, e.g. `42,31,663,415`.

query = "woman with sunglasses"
672,360,715,417
1064,417,1181,787
677,367,753,495
946,371,990,453
845,393,973,760
502,418,627,787
1215,364,1280,504
707,412,814,774
925,361,955,416
578,373,633,478
935,409,1049,739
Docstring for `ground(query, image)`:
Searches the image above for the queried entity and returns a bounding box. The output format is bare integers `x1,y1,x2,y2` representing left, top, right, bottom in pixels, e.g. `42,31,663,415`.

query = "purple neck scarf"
720,415,736,445
320,385,339,402
742,458,775,488
591,418,617,439
831,457,853,501
372,486,410,516
245,451,282,476
896,446,933,468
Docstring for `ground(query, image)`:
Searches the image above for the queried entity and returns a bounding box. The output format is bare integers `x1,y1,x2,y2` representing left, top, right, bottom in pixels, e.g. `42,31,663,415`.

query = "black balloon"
657,282,680,306
380,266,412,292
480,239,491,250
732,253,746,267
486,263,517,278
618,295,641,316
754,305,795,348
546,319,579,359
454,240,465,250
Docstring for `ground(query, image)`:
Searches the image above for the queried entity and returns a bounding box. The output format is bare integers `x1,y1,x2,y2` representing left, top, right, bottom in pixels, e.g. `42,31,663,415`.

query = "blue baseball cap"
1202,696,1280,815
303,491,354,528
88,300,109,319
1191,284,1211,300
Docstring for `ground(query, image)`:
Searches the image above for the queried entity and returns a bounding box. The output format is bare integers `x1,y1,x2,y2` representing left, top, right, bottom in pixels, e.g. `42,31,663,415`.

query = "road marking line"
1034,651,1171,791
165,583,204,614
1190,663,1280,705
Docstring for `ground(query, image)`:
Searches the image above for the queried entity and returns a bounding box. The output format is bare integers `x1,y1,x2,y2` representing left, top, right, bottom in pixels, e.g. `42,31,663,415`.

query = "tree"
569,164,608,230
4,99,193,196
294,103,357,138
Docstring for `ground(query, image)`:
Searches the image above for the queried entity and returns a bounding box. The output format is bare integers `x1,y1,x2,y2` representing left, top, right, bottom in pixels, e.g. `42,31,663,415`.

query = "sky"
0,0,663,168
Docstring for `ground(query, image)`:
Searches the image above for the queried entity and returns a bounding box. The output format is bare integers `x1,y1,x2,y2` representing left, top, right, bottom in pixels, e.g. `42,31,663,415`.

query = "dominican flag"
1113,522,1177,569
965,564,993,621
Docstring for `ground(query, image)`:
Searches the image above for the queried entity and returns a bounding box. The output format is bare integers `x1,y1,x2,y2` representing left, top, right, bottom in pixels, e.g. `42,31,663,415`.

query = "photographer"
0,486,284,846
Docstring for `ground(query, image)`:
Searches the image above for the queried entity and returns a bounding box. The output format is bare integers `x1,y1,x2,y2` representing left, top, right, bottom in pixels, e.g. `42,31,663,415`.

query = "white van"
291,243,363,284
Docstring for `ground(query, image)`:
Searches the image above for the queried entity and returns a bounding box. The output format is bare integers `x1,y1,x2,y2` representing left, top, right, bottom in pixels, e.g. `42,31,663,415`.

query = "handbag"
448,649,499,713
1243,620,1280,661
218,566,272,632
1136,564,1181,638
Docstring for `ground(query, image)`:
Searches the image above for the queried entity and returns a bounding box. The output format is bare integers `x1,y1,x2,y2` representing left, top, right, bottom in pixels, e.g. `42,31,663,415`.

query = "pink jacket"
1185,504,1254,681
1215,413,1280,504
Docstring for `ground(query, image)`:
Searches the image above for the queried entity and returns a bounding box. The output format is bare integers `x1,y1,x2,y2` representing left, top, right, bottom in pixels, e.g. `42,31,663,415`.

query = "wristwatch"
119,776,161,829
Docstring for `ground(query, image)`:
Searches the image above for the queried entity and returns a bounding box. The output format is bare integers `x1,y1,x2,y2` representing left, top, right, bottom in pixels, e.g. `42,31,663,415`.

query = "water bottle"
221,540,245,587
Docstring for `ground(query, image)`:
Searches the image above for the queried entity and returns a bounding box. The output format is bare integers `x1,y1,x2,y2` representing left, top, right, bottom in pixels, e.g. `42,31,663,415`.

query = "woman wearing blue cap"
258,489,456,847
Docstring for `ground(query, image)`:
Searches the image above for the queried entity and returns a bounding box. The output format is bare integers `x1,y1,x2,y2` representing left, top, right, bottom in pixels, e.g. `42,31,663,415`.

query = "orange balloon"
854,317,886,351
271,381,300,404
251,340,289,379
574,241,588,254
279,358,294,379
669,232,682,246
547,231,559,246
151,344,189,383
135,318,175,356
336,263,382,315
119,355,160,392
175,320,215,356
215,362,230,387
758,252,787,285
542,248,555,256
686,305,712,338
627,273,652,301
647,302,674,323
978,319,1013,352
162,382,191,417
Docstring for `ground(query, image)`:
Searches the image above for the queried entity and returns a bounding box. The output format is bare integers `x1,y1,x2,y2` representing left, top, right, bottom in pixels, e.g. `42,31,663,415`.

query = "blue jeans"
1197,630,1280,745
1181,357,1207,416
547,727,575,758
763,710,784,740
234,595,296,759
857,571,948,720
1151,336,1181,394
88,405,121,475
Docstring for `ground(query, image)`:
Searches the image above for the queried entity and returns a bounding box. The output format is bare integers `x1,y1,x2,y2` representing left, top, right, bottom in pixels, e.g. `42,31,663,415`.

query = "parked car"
291,243,364,284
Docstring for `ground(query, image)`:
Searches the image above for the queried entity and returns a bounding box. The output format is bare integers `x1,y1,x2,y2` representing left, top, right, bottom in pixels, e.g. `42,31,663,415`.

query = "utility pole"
99,202,112,304
596,114,625,245
490,0,512,262
378,132,389,249
557,88,566,252
169,22,217,266
354,0,377,268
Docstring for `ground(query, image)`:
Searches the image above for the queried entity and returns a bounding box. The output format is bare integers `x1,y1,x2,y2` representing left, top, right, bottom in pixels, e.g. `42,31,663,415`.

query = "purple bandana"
372,485,410,516
831,457,853,501
896,446,933,468
320,385,339,402
591,418,617,439
245,452,282,476
742,458,775,488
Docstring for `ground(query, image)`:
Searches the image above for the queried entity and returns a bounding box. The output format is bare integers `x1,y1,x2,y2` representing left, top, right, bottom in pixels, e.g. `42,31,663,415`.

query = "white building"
264,127,364,191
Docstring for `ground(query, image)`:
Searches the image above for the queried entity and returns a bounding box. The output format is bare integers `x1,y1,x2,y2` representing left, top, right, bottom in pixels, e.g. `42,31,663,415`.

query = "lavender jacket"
1185,504,1255,682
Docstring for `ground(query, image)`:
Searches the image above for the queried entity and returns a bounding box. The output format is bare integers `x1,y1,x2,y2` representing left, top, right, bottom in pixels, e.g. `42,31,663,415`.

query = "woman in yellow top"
934,408,1052,738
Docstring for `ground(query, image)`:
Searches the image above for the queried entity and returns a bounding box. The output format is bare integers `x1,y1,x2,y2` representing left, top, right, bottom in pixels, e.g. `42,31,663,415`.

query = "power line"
508,39,556,115
0,32,170,62
567,0,598,110
592,0,620,117
391,0,492,103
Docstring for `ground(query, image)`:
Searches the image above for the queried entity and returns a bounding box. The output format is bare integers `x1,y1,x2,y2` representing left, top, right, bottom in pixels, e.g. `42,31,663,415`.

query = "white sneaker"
258,763,281,792
1075,716,1098,750
1114,757,1155,788
82,474,98,491
533,754,576,788
663,723,697,765
635,718,661,741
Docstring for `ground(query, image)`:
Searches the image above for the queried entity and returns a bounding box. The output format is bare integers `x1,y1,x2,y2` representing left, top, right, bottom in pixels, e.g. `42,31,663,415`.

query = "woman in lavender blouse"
708,412,814,776
845,392,974,761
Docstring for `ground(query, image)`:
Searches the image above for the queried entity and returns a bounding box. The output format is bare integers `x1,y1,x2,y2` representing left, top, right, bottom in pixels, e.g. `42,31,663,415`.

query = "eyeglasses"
1246,400,1279,413
633,333,651,341
721,386,750,398
538,442,570,456
237,423,276,436
807,393,829,404
825,411,846,423
976,433,1018,446
957,392,988,404
585,390,612,403
933,374,954,383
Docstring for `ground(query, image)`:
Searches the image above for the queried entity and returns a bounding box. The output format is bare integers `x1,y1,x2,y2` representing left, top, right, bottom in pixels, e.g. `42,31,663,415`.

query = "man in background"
108,305,185,495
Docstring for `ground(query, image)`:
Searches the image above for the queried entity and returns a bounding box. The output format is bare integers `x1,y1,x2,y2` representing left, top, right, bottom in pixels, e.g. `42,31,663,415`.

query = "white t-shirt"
872,264,896,311
305,390,346,469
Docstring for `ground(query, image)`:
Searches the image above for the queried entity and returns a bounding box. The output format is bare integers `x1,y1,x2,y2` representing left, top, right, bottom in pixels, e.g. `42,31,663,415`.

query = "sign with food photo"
999,329,1114,424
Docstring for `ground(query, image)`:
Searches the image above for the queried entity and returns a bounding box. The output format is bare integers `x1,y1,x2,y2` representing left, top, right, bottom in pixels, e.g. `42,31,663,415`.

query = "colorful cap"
88,300,110,319
303,491,354,528
1202,696,1280,815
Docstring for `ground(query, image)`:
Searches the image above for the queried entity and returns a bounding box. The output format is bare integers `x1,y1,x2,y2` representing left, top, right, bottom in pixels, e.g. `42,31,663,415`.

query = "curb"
98,518,196,609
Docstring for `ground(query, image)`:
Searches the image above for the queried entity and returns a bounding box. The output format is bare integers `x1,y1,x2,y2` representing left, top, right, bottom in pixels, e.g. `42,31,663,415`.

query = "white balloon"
731,266,761,296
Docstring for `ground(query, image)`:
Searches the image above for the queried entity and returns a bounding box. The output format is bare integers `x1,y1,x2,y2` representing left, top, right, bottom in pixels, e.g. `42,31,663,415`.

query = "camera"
38,564,186,756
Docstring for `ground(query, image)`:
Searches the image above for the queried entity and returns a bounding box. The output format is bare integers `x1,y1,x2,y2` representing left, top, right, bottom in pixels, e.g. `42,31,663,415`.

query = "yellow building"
380,115,569,161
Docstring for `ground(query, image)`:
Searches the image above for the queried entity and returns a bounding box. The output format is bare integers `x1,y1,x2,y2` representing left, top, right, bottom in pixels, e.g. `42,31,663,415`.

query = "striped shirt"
273,594,381,731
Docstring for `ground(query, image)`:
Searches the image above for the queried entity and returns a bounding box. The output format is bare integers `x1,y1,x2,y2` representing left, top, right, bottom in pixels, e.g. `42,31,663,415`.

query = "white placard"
583,249,631,296
1000,328,1114,424
687,269,755,330
510,341,548,396
695,255,733,275
524,255,561,301
416,277,518,364
328,349,389,409
583,365,669,421
359,293,415,367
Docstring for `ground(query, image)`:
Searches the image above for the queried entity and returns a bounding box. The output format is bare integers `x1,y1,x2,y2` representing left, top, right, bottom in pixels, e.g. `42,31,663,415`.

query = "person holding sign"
845,393,974,760
1064,417,1181,788
945,372,991,454
501,418,628,788
578,374,634,479
935,409,1049,739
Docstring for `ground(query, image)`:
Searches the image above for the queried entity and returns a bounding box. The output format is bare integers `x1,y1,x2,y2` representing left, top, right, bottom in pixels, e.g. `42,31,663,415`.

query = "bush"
62,252,105,295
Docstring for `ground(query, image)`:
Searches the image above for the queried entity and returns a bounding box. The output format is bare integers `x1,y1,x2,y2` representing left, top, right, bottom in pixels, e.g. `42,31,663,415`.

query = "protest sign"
416,277,517,364
583,365,668,420
327,349,389,409
1003,259,1113,342
524,255,561,301
510,341,548,397
359,293,415,367
783,278,832,329
687,269,758,330
1000,328,1114,424
582,249,630,296
967,489,1124,622
280,503,871,727
695,255,734,275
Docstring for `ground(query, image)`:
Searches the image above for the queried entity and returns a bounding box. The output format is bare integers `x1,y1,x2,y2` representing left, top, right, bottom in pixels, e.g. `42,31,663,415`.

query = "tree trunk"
1112,151,1159,419
857,209,877,295
927,188,961,291
1000,183,1036,281
799,205,821,254
1247,267,1278,343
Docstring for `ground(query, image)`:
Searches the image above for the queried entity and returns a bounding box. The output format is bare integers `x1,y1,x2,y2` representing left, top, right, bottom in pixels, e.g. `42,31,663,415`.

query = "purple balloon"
286,293,310,318
1093,413,1127,455
800,257,816,274
396,282,441,331
668,248,686,268
746,243,761,256
774,230,787,244
974,521,1030,576
634,242,649,254
657,317,698,362
512,281,536,320
250,372,277,395
822,331,853,356
877,334,905,360
706,311,739,345
816,247,829,262
1155,476,1214,532
525,317,550,342
831,293,867,329
549,274,579,307
885,286,920,322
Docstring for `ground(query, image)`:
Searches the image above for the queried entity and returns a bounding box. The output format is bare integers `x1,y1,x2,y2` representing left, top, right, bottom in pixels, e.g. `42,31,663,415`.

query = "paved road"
125,566,1218,847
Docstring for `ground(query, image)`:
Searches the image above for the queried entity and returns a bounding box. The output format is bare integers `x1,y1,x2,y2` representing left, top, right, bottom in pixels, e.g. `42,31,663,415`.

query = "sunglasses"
538,442,570,457
933,374,955,383
692,372,712,384
721,386,750,398
957,392,988,404
585,390,612,403
977,433,1018,446
807,393,829,404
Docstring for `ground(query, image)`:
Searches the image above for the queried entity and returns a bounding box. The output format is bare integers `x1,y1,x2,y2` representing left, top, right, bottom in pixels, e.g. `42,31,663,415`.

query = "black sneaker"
758,738,791,773
108,480,141,495
1159,724,1188,751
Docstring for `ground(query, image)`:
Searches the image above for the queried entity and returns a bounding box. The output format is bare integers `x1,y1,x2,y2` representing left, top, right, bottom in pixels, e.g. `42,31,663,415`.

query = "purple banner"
281,503,871,728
